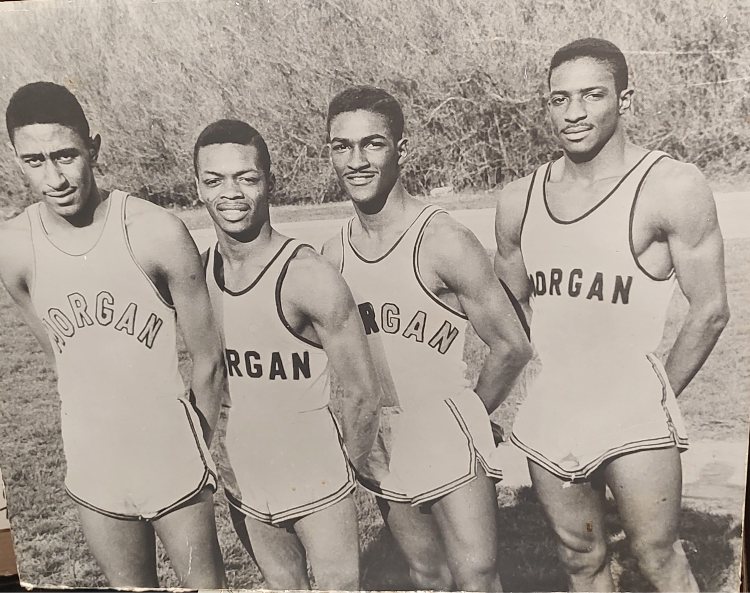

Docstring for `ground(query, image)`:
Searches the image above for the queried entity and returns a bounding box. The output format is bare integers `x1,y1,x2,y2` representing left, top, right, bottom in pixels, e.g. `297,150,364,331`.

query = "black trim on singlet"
347,204,432,264
213,237,294,296
275,242,324,349
498,276,531,340
201,246,211,274
412,208,469,320
338,223,346,274
629,155,675,282
518,167,539,246
35,190,114,257
542,151,653,225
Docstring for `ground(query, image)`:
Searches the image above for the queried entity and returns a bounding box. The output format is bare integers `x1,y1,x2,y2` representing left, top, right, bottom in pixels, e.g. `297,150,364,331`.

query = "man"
194,119,381,590
321,86,532,592
494,38,730,591
0,82,227,588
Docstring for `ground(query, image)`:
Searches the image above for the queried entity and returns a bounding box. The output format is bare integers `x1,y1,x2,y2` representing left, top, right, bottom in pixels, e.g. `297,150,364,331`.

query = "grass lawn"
0,236,746,590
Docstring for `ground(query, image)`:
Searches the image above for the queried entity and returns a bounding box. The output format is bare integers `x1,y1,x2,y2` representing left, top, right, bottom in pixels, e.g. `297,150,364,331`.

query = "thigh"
379,497,448,573
241,512,309,590
603,447,683,545
76,503,157,588
294,494,360,589
152,486,225,588
528,460,608,549
430,466,498,568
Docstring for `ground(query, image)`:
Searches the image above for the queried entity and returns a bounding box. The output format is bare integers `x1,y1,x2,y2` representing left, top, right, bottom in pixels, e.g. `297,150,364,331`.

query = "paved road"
191,191,750,252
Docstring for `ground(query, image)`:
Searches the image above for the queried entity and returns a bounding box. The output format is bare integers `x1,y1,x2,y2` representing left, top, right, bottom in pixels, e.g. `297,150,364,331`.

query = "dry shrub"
0,0,747,211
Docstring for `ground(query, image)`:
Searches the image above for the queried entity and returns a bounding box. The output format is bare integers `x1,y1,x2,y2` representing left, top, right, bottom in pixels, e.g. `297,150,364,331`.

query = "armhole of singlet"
629,154,675,282
412,208,469,320
518,166,540,247
338,221,348,274
121,193,176,310
201,245,211,275
275,242,324,350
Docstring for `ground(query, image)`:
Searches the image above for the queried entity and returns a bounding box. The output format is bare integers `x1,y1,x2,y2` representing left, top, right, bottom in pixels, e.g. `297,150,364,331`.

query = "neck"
561,126,629,182
215,219,276,264
353,180,416,234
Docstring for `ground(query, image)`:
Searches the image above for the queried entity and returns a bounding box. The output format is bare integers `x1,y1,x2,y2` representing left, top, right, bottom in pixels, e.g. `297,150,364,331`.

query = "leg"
378,497,453,590
76,503,158,587
604,447,698,592
430,466,503,591
152,486,226,588
294,494,360,590
528,460,613,592
232,507,310,590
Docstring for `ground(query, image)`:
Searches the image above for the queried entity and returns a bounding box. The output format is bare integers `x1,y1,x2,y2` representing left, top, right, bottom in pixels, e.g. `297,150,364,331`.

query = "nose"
564,96,587,123
220,178,243,199
347,145,369,170
43,161,67,190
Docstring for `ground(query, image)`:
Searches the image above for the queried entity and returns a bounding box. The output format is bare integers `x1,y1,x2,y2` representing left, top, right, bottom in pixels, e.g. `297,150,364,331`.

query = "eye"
203,178,221,187
549,96,567,107
23,156,44,168
366,140,386,149
586,92,605,101
239,176,260,185
331,142,348,153
57,155,75,164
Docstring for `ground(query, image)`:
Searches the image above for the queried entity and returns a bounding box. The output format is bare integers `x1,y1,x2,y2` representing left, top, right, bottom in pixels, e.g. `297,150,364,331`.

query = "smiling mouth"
345,173,376,186
45,188,76,200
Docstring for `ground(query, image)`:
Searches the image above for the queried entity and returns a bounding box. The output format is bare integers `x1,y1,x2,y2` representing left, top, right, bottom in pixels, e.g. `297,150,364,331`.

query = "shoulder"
282,244,354,312
641,158,716,230
421,210,486,266
320,226,346,269
494,172,537,241
123,195,194,249
0,211,34,281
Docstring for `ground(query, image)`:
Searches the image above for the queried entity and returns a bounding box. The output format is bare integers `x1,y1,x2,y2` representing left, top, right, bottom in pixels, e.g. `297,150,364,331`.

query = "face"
547,57,632,160
195,142,271,238
11,123,100,219
329,110,406,210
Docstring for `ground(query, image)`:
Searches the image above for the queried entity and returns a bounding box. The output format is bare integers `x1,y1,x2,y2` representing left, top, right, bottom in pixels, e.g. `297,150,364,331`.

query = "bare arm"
427,216,532,414
284,250,381,471
655,164,730,395
320,233,343,270
0,218,56,365
128,201,227,445
494,177,533,332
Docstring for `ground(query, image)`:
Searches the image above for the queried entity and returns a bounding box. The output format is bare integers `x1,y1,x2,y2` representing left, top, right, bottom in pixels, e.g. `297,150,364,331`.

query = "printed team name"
225,349,312,380
356,302,459,354
529,268,633,304
41,291,165,354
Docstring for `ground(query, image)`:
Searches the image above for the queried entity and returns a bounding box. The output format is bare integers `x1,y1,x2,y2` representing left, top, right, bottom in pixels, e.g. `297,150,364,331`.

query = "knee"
409,561,453,591
556,533,608,580
630,533,684,578
314,563,359,590
451,553,499,591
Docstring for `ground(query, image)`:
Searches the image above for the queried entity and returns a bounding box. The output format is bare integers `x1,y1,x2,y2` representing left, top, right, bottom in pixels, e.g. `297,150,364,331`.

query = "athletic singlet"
521,150,675,375
205,239,330,418
340,205,470,408
28,191,214,516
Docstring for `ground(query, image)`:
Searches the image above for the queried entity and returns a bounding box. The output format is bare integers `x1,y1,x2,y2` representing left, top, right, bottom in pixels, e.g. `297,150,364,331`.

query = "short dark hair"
548,38,629,93
6,81,91,144
326,85,404,141
193,119,271,177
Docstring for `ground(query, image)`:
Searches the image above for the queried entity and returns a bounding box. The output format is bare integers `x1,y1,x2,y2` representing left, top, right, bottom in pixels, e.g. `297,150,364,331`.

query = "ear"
396,137,408,166
194,176,206,204
268,171,276,193
88,134,102,163
7,141,23,173
618,88,634,115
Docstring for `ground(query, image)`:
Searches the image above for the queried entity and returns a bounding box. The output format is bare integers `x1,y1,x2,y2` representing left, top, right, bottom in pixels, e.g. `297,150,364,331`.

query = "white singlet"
512,151,688,480
27,191,216,519
205,239,355,525
340,205,502,505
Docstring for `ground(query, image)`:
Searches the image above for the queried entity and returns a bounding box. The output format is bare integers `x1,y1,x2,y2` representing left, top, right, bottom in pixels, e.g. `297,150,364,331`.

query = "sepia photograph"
0,0,748,590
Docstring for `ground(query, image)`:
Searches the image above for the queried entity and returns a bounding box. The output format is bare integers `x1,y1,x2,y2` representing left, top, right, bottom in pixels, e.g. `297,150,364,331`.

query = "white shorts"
511,353,689,481
358,389,503,505
65,397,217,520
222,407,355,525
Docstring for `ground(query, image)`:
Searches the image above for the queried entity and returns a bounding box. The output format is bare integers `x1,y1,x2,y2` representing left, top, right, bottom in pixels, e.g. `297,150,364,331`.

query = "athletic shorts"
64,397,217,520
511,353,689,481
222,407,355,525
358,389,503,505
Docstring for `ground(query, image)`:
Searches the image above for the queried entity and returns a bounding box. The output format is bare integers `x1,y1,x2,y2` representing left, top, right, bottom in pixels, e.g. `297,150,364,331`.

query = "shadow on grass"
360,486,739,592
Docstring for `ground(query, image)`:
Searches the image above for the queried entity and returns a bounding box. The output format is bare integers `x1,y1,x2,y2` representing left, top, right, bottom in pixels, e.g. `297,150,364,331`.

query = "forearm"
190,355,227,446
340,388,380,468
665,305,729,396
474,339,532,414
